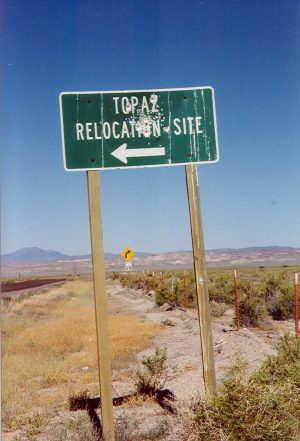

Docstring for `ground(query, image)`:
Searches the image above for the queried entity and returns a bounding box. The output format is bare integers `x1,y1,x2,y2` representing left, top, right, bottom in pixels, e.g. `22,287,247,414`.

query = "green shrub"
155,285,170,306
155,285,178,307
161,318,175,327
238,297,267,327
155,272,218,309
255,334,300,386
136,348,167,395
208,274,234,305
189,335,300,441
263,275,295,320
210,301,229,317
236,280,267,327
110,271,120,281
272,286,294,320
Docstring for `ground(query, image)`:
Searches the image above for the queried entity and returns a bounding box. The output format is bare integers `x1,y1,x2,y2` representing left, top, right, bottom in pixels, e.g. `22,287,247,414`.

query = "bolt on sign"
59,87,219,170
121,247,135,261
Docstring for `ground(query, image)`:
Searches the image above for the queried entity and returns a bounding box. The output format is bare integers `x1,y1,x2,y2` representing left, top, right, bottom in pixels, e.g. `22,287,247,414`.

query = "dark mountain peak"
2,247,70,263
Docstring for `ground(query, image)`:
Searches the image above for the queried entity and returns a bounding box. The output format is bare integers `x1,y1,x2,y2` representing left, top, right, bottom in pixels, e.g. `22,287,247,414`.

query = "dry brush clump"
235,271,297,328
135,348,168,396
115,271,163,293
186,334,300,441
2,280,161,435
210,301,229,317
112,267,299,326
263,273,295,320
235,280,268,327
113,270,196,308
110,316,160,370
114,270,234,310
208,273,234,305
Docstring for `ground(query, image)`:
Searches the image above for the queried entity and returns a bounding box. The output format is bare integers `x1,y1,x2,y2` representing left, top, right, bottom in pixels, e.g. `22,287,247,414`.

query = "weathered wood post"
185,164,216,394
87,170,115,441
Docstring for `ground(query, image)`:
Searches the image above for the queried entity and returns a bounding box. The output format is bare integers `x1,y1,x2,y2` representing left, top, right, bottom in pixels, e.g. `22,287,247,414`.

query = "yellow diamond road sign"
121,247,135,261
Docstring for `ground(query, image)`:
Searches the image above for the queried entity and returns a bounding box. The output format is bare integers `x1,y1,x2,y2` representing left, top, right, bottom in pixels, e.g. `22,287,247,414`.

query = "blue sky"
2,0,300,255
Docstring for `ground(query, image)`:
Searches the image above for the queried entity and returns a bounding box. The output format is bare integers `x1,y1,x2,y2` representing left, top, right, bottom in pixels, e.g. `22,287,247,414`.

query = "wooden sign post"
185,164,216,395
87,170,115,441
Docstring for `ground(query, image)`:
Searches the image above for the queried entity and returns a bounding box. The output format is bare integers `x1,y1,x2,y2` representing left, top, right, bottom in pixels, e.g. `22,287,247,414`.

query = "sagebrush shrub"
235,280,267,327
210,301,229,317
263,275,295,320
189,335,300,441
136,348,167,395
208,274,234,305
155,285,176,306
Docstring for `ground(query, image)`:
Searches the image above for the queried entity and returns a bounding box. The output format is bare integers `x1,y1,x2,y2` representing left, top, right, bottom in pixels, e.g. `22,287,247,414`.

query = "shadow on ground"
69,389,176,440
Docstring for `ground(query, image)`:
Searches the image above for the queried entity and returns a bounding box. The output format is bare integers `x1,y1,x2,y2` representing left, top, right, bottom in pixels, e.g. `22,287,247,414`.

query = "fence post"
171,273,174,293
295,273,299,338
183,271,188,309
233,270,240,331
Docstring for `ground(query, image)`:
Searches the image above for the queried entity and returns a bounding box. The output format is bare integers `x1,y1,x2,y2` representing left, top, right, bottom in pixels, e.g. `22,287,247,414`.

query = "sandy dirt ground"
3,279,295,441
106,280,290,440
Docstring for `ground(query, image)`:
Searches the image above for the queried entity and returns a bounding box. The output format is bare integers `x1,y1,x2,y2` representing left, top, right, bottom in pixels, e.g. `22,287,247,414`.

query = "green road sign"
59,87,219,171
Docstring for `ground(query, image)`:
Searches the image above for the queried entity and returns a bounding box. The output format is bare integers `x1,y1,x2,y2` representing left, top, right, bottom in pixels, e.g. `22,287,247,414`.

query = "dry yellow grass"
2,279,160,432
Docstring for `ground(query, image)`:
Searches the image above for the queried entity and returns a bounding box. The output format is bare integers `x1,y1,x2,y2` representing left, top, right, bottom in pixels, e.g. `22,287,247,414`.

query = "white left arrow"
111,143,165,164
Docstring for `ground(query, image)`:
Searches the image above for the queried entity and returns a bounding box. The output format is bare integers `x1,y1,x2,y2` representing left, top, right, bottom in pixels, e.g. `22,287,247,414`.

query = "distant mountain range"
2,247,67,262
1,247,153,263
1,247,71,263
1,245,300,270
